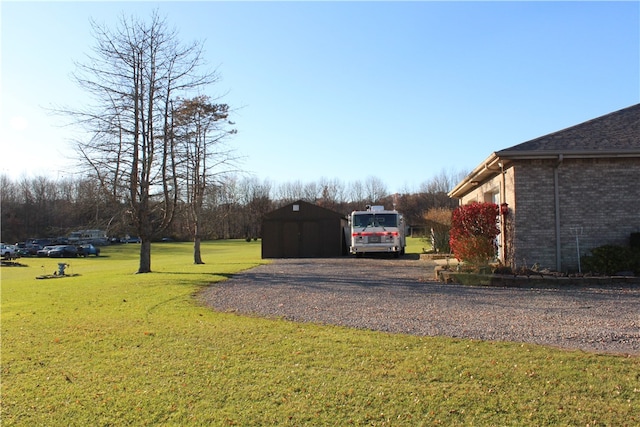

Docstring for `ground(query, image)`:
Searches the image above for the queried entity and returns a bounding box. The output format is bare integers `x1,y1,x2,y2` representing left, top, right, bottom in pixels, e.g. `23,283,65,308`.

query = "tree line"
0,171,463,245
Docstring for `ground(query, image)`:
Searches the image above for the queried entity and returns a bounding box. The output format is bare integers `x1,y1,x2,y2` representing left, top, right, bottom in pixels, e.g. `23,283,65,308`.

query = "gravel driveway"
198,257,640,355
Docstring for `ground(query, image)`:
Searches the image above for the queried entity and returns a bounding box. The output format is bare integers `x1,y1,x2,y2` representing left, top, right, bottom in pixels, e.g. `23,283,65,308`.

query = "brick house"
448,104,640,272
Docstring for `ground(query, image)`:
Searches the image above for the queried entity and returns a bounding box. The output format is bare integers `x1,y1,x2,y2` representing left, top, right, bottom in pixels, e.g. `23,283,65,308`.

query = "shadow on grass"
159,271,236,279
1,261,29,267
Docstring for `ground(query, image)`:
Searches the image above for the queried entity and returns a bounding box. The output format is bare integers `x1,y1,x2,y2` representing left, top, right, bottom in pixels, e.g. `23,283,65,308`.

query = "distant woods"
0,171,464,244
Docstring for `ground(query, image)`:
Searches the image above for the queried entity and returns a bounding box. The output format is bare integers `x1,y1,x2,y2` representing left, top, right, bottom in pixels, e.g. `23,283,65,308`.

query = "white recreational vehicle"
348,205,406,257
68,229,108,245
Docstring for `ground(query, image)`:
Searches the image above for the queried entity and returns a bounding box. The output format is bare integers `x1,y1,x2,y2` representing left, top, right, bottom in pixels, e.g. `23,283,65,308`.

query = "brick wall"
455,158,640,272
512,160,558,269
513,158,640,272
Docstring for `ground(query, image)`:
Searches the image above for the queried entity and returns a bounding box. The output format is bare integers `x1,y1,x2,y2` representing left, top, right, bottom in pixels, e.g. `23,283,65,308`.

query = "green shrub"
581,244,640,275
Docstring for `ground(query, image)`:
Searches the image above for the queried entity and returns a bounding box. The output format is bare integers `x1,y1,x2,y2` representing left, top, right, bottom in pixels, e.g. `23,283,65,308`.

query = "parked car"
14,242,32,257
22,242,43,255
120,236,141,243
91,237,110,246
29,238,53,248
37,245,58,257
17,247,32,257
47,245,78,258
1,243,18,259
78,244,100,257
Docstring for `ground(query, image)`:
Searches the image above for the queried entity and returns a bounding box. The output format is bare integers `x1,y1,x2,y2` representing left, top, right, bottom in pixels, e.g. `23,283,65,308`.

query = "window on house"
484,190,500,204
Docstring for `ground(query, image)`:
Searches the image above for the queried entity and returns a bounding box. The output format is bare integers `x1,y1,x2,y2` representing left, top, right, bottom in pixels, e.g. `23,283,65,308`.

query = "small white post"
570,226,583,273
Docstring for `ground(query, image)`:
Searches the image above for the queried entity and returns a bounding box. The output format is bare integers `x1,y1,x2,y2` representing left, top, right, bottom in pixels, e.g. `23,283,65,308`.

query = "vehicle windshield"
352,213,398,228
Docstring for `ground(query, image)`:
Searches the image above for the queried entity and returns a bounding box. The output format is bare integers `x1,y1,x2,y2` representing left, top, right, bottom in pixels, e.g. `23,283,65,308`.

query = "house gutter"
448,153,501,198
494,149,640,160
499,161,507,265
554,154,563,271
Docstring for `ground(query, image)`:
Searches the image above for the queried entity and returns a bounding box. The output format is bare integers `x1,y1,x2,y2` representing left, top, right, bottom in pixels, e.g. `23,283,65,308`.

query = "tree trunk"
194,236,204,264
193,218,204,264
138,239,152,273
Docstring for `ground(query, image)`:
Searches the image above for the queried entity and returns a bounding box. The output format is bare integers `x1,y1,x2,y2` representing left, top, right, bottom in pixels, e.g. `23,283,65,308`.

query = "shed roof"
263,200,346,221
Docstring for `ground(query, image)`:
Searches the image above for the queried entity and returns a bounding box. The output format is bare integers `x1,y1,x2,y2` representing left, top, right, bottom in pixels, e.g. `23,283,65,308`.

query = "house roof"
449,103,640,198
496,103,640,158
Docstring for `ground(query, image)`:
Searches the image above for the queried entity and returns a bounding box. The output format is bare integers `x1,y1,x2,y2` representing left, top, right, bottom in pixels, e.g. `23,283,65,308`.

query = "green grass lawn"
1,238,638,425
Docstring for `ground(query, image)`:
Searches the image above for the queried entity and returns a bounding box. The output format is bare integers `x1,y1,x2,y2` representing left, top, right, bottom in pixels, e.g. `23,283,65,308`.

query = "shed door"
282,222,299,257
301,221,321,257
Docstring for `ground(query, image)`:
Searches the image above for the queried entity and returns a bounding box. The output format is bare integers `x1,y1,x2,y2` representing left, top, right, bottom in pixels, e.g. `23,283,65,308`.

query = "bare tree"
364,176,388,204
173,96,237,264
66,11,217,273
0,175,22,243
210,176,239,239
348,179,365,205
316,177,346,211
302,181,321,202
420,167,469,194
237,176,273,239
275,180,305,203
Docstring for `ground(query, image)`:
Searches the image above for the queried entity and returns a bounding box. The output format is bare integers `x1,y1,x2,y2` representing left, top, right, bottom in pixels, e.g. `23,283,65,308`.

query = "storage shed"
262,200,348,258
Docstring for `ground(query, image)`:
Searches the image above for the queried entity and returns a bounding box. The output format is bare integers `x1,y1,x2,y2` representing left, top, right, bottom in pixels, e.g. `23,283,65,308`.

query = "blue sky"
2,1,639,194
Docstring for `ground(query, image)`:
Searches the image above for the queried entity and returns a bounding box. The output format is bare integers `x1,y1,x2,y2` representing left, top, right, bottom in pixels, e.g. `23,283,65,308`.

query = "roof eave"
448,153,502,199
496,149,640,160
449,149,640,199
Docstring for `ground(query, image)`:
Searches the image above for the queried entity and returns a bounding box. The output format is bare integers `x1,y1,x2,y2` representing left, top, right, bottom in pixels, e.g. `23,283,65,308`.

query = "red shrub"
449,202,499,265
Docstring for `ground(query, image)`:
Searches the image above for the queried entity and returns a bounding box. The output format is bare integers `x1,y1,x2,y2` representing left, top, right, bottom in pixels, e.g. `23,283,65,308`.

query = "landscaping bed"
436,269,640,288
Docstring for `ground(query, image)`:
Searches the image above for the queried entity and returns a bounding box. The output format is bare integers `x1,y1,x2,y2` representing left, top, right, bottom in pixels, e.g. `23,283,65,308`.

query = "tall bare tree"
173,96,237,264
363,176,388,204
67,11,217,273
237,177,273,239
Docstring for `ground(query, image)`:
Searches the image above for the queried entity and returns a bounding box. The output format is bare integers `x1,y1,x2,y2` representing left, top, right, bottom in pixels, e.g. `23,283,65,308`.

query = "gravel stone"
198,257,640,355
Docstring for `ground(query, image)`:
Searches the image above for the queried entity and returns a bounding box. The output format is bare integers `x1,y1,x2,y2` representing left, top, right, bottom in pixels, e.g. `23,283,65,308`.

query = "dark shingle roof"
497,103,640,156
449,104,640,198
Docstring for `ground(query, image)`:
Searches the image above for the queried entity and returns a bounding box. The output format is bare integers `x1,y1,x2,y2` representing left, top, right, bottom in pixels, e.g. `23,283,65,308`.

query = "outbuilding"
261,200,348,258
